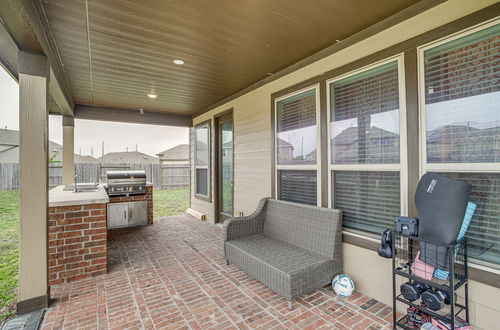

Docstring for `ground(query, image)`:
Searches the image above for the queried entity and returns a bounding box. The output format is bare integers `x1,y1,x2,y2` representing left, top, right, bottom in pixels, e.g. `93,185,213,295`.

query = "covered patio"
1,0,500,329
42,214,393,330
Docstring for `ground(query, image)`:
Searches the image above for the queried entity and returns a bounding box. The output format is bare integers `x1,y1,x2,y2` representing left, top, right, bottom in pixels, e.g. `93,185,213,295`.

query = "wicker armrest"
223,197,268,243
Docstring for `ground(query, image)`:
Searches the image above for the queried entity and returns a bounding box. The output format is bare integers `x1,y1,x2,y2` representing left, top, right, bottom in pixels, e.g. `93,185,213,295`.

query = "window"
195,121,210,198
420,21,500,266
275,86,320,206
328,56,406,233
279,170,317,206
334,171,400,233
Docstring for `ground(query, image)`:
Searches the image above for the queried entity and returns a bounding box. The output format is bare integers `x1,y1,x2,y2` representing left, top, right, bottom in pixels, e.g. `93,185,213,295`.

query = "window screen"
276,89,317,165
279,170,317,206
333,171,400,233
330,61,400,164
424,24,500,163
437,172,500,265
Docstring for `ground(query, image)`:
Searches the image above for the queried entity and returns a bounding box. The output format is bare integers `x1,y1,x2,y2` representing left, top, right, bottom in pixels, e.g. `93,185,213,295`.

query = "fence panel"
161,164,189,189
0,163,19,190
49,164,63,187
0,162,170,190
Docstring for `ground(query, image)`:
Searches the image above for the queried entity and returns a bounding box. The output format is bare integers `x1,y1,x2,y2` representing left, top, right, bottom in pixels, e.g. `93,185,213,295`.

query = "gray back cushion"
263,199,342,258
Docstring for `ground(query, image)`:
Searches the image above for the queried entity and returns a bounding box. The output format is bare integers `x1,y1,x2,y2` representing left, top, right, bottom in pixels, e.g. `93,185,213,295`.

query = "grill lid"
106,170,146,180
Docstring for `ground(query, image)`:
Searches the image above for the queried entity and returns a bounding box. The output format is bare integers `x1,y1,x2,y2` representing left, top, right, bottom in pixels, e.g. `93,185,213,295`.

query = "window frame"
194,120,211,201
274,84,321,206
326,54,409,227
417,19,500,269
418,18,500,174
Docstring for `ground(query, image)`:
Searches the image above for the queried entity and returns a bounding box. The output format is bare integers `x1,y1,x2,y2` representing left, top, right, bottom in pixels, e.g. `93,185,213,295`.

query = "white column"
17,51,50,313
62,116,75,185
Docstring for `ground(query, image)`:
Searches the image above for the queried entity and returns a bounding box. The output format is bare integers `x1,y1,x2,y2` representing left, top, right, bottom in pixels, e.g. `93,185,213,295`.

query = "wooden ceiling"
40,0,422,116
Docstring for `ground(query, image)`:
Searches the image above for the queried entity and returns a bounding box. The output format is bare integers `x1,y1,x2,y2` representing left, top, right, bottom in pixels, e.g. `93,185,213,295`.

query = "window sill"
194,194,211,203
342,230,500,289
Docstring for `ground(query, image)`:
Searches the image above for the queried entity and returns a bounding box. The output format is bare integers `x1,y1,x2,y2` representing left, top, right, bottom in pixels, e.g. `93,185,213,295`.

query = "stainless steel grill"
106,170,147,196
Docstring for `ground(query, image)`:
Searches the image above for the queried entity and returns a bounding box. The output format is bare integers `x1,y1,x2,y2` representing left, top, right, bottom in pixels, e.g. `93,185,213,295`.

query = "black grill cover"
416,173,471,270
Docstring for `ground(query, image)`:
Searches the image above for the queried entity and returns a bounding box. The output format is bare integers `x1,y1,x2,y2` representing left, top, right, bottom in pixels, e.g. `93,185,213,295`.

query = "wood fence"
160,164,190,189
0,162,189,190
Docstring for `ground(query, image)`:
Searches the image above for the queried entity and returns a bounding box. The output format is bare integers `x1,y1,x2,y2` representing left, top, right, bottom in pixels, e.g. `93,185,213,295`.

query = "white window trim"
274,84,321,206
326,54,408,220
418,17,500,176
417,19,500,270
194,121,211,199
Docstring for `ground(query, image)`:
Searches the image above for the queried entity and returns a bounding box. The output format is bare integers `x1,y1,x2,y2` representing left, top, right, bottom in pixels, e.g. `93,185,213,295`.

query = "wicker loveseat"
223,198,342,309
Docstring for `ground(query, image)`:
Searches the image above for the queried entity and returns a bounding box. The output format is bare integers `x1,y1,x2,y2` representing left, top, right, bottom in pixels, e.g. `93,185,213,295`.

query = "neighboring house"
427,124,500,163
156,144,189,165
97,151,158,164
156,144,189,189
0,129,19,162
276,138,294,163
0,129,97,163
332,126,399,163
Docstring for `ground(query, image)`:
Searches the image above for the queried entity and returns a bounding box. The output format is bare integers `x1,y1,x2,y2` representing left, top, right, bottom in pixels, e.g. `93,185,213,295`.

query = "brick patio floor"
42,215,394,329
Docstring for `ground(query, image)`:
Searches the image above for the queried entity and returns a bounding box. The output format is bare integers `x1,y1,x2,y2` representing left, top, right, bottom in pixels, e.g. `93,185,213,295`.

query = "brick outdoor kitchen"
47,184,153,285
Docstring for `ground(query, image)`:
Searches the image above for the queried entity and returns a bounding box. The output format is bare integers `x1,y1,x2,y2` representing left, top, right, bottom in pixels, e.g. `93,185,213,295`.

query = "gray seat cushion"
225,234,334,300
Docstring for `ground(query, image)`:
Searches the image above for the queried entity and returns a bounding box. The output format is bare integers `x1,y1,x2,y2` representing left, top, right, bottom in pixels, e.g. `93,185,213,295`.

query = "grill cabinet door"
128,201,147,226
107,203,129,228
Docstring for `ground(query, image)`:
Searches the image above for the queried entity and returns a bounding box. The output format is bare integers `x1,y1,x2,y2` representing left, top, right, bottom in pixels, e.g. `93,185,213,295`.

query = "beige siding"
343,243,500,330
191,1,500,327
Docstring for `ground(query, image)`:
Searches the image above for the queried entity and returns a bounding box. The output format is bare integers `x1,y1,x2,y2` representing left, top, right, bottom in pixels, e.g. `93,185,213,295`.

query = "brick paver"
42,215,393,329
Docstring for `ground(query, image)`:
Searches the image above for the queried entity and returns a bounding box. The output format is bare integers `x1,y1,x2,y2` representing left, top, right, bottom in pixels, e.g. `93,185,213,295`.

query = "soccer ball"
332,274,355,297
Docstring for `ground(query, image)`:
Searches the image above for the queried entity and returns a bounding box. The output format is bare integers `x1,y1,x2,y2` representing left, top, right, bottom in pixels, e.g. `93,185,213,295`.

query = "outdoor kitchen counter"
49,184,110,207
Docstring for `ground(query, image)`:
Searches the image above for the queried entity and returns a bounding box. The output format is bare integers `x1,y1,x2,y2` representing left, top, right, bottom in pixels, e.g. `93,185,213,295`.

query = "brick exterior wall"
108,186,153,225
48,203,107,285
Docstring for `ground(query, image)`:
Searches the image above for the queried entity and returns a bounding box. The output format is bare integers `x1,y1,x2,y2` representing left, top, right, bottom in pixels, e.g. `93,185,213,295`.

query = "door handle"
130,210,133,218
124,210,127,218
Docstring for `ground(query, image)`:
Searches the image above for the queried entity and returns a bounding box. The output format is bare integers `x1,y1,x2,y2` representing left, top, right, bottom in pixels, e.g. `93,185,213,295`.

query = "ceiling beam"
74,105,192,127
19,0,74,115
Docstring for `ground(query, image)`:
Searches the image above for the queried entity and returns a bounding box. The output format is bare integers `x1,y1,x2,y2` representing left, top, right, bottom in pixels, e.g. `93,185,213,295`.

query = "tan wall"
344,243,500,330
191,1,500,327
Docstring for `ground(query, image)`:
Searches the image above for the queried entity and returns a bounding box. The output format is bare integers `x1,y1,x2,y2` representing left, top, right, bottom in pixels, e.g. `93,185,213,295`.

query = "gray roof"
49,141,98,163
157,144,189,160
98,151,158,164
277,138,293,149
0,129,97,163
333,126,398,145
0,129,19,148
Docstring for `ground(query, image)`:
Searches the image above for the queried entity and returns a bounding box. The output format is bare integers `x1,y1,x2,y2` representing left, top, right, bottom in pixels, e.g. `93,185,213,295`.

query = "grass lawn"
0,190,19,322
153,188,189,218
0,187,188,322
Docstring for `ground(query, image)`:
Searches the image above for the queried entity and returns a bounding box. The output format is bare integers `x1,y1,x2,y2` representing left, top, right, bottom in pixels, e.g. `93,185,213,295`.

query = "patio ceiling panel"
48,24,92,104
40,0,422,116
41,0,91,104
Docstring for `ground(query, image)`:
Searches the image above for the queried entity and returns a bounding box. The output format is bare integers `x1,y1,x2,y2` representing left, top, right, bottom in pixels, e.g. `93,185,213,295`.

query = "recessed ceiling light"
147,93,157,99
173,59,184,65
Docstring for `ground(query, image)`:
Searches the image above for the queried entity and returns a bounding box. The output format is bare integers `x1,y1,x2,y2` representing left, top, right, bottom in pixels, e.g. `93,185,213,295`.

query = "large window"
420,21,500,266
275,86,320,206
328,56,406,233
195,121,210,198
